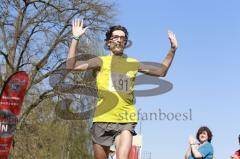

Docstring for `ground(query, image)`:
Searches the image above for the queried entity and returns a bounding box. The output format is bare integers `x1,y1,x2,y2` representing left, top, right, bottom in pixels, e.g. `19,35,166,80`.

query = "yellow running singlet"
93,55,139,123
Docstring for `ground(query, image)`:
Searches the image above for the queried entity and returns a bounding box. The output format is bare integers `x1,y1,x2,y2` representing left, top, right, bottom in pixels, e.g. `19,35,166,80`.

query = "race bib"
109,73,130,92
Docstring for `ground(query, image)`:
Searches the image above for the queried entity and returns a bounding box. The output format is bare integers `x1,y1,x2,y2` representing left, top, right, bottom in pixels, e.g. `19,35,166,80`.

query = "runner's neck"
110,51,124,56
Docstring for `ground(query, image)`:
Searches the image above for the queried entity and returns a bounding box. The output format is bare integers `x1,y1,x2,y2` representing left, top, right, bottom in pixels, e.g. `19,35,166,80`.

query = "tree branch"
18,89,56,128
0,21,10,57
27,0,62,12
17,62,32,69
9,0,26,69
30,12,79,84
0,50,14,70
16,23,40,70
20,5,48,36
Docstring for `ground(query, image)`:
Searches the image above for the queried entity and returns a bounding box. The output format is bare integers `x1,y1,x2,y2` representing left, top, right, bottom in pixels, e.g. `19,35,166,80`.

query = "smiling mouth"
114,44,123,49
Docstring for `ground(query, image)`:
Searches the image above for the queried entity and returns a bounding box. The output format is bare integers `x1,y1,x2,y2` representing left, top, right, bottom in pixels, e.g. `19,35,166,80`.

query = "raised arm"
188,136,202,158
138,31,178,77
184,147,191,159
190,144,202,158
66,19,101,71
184,146,191,159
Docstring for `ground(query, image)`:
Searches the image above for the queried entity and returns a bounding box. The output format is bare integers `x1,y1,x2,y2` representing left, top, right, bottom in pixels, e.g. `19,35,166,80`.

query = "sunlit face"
199,131,209,143
108,30,126,55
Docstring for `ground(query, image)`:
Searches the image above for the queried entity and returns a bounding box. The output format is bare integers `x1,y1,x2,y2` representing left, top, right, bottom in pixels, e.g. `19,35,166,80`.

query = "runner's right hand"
72,19,88,37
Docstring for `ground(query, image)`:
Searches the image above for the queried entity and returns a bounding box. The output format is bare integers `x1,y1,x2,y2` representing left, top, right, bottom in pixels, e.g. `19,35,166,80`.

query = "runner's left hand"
168,31,178,50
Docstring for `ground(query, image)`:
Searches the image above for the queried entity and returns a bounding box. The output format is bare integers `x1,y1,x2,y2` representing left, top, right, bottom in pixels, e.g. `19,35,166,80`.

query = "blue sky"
114,0,240,158
2,0,239,158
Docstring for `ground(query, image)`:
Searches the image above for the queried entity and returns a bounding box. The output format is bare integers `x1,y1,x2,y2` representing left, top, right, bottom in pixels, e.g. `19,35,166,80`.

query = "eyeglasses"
110,35,126,41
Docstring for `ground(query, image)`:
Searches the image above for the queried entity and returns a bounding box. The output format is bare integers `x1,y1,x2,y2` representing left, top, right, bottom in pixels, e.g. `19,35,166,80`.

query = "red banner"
0,71,29,159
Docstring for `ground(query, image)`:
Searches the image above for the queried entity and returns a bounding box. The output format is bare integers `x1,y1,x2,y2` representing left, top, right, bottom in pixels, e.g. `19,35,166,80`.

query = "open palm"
168,31,178,50
72,19,87,37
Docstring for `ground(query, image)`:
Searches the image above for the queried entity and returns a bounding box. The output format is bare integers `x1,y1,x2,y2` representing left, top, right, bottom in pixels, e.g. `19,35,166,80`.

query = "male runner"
66,19,178,159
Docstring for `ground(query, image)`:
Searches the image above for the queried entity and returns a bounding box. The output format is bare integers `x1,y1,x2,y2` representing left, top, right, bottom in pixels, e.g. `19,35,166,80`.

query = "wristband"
72,35,80,40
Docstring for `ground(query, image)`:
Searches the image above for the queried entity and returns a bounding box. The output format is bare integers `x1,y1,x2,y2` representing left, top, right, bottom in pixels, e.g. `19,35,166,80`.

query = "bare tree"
0,0,115,124
0,0,116,157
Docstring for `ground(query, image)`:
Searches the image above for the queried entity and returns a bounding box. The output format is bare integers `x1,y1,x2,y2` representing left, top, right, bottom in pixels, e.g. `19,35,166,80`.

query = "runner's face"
108,30,126,55
199,131,209,143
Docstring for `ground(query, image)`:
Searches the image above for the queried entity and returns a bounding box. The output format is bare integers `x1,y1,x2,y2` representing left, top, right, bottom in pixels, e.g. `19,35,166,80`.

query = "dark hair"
196,126,213,143
238,134,240,144
105,25,128,46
